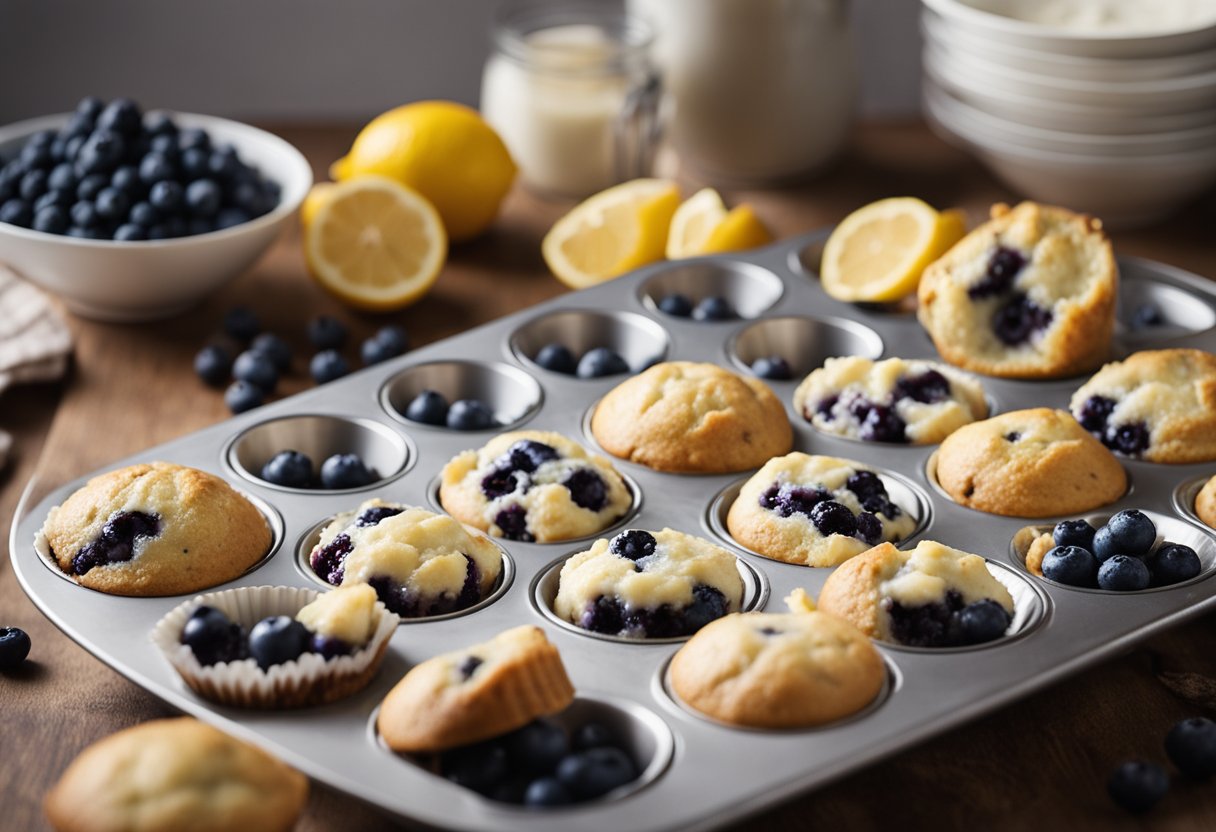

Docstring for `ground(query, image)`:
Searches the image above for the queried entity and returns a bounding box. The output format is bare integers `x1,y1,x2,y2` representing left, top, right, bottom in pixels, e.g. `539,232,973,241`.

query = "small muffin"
377,625,575,754
935,408,1127,517
590,361,792,474
792,356,988,444
39,462,272,596
43,717,307,832
1070,348,1216,463
670,611,885,729
1014,526,1056,577
555,528,744,638
818,540,1016,648
309,500,502,618
918,202,1116,379
440,430,632,543
1197,475,1216,529
727,453,916,567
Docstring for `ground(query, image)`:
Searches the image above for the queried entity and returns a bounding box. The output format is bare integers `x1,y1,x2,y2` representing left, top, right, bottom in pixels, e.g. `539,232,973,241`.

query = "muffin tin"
11,228,1216,831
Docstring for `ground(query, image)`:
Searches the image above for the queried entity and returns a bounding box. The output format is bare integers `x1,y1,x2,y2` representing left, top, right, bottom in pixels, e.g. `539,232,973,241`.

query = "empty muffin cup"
508,309,671,377
226,415,410,492
381,360,543,431
639,260,784,319
727,316,884,379
1115,268,1216,343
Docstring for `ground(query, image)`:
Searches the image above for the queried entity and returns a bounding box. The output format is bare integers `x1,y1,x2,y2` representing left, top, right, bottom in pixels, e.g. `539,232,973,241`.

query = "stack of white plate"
921,0,1216,227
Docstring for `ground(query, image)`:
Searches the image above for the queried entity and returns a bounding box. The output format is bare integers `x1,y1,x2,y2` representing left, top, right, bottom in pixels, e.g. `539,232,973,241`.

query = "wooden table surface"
4,122,1216,831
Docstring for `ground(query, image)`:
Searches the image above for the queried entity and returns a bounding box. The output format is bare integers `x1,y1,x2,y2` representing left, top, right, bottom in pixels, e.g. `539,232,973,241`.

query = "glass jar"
480,2,661,198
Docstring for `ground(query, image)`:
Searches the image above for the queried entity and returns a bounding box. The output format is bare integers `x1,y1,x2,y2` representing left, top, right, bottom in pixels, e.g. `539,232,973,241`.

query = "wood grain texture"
3,122,1216,831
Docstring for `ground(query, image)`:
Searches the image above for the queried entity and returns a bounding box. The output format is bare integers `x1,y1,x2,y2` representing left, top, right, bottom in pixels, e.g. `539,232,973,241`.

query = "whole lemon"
330,101,516,242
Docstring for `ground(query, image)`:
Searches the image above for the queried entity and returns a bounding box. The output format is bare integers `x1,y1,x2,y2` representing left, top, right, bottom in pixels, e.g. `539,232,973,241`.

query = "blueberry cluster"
812,369,954,443
70,510,160,575
180,605,353,670
883,589,1012,648
967,246,1054,346
532,343,634,379
477,440,608,541
657,293,736,321
437,717,638,807
0,627,31,671
403,390,500,431
750,355,793,380
1107,717,1216,813
1039,510,1200,591
758,470,902,545
196,308,409,414
0,97,279,240
260,450,378,490
1075,395,1151,457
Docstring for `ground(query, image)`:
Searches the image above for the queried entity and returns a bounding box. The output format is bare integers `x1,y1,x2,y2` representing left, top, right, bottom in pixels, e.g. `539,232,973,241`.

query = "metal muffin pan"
11,229,1216,832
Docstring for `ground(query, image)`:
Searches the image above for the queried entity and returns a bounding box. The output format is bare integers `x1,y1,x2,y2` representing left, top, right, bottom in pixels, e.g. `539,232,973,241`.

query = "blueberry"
404,389,448,425
858,403,907,444
504,439,559,472
991,293,1053,346
129,200,159,227
75,130,124,176
260,450,314,488
113,223,146,241
247,615,311,670
810,500,858,537
193,344,232,387
224,380,263,413
361,325,408,365
893,370,951,404
1094,510,1156,560
1132,303,1164,329
956,599,1011,645
94,187,129,222
446,399,496,430
1041,545,1099,588
69,511,161,575
180,146,209,179
185,178,221,217
68,200,98,229
355,505,404,528
855,511,882,545
0,199,32,227
691,296,735,321
562,468,607,511
19,142,52,171
308,315,348,350
1165,717,1216,779
207,147,240,180
1107,421,1150,457
751,355,793,380
250,333,291,372
969,246,1025,299
232,349,278,392
110,164,140,193
143,111,177,136
138,152,176,185
34,189,72,212
96,98,142,136
148,133,178,156
319,453,376,489
523,776,573,807
76,172,108,201
19,168,48,201
75,96,105,121
442,742,509,795
308,349,349,384
214,207,252,230
571,722,617,751
1146,542,1201,587
66,226,106,240
223,306,260,341
504,719,569,774
576,347,630,379
1053,518,1096,551
610,530,656,561
657,293,693,317
179,606,245,666
186,218,214,236
47,163,77,192
149,180,183,213
494,505,533,541
555,747,637,799
32,206,68,235
683,584,729,632
0,627,31,671
1097,555,1151,592
1107,760,1168,813
534,343,578,374
178,127,211,153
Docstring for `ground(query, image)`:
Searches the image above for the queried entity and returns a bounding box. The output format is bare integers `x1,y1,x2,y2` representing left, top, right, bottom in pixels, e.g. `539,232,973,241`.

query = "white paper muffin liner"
151,585,398,709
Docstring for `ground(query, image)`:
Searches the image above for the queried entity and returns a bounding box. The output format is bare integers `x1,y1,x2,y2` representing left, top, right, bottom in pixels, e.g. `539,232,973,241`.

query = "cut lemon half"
542,179,680,289
820,198,966,303
304,176,447,312
667,187,774,258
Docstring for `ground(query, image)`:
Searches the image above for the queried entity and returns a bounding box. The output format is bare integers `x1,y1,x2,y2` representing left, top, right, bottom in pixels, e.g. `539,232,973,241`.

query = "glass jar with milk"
481,3,660,199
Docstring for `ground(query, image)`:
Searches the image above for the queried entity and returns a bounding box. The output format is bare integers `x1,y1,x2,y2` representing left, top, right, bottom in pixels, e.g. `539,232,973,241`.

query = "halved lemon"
542,179,681,289
820,198,966,303
667,187,774,259
304,176,447,312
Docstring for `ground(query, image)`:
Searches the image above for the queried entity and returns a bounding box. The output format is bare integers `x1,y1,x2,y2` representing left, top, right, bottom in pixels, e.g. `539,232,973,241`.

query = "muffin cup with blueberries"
151,584,398,709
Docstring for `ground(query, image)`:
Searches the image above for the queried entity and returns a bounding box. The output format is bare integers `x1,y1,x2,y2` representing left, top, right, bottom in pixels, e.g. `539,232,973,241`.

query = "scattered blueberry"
505,720,569,775
0,627,31,671
447,399,497,430
1097,555,1151,592
223,306,260,341
179,606,245,666
193,344,231,387
260,450,314,488
1165,717,1216,779
1053,519,1096,552
657,293,693,317
224,380,264,413
524,777,574,807
1094,510,1156,560
610,530,656,562
1146,542,1201,587
1041,545,1098,588
691,295,735,321
247,615,311,670
577,347,630,379
1107,760,1169,813
309,349,349,384
556,747,637,799
571,722,616,751
250,333,291,373
956,599,1012,644
360,325,409,365
319,453,376,489
442,743,510,795
534,343,578,374
307,315,348,350
751,355,793,380
232,349,278,392
404,390,449,425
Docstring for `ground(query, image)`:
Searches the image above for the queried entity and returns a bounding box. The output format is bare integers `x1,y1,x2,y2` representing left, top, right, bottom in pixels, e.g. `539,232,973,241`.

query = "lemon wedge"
304,176,447,312
667,187,774,259
820,198,966,303
542,179,680,289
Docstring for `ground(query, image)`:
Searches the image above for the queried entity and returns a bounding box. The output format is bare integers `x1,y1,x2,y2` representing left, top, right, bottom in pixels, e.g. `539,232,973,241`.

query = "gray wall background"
0,0,922,123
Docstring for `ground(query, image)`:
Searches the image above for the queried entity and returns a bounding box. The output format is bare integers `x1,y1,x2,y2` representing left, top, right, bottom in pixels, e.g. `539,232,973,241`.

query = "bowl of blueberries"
0,97,312,322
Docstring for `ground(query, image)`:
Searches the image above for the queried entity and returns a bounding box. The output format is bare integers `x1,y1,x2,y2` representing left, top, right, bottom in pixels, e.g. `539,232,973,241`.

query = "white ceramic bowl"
922,0,1216,58
0,112,312,322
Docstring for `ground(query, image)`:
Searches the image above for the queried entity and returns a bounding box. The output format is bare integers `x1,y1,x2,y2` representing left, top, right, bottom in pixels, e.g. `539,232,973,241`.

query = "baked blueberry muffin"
38,462,272,596
817,540,1016,648
377,625,575,753
726,453,916,566
918,202,1116,379
792,356,988,444
308,499,502,617
935,408,1127,517
590,361,792,474
43,718,307,832
554,528,744,639
1198,475,1216,530
440,430,632,543
1070,348,1216,464
670,610,885,729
